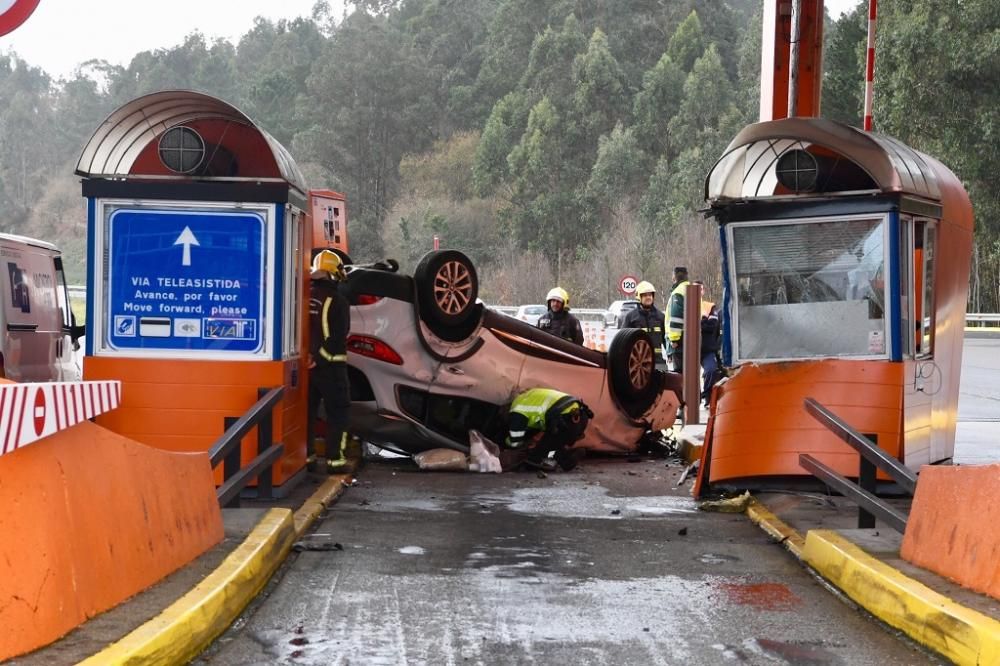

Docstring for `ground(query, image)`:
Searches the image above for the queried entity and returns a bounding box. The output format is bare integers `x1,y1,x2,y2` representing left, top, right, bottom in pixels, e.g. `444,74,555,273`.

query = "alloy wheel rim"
628,339,653,388
433,260,473,315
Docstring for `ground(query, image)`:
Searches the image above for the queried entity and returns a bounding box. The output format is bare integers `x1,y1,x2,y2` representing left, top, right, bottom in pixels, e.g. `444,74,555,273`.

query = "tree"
667,11,706,73
572,28,629,145
632,53,685,158
822,4,867,126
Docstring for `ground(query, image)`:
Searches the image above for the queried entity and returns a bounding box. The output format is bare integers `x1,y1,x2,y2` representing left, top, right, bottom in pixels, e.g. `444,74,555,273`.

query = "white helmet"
546,287,569,306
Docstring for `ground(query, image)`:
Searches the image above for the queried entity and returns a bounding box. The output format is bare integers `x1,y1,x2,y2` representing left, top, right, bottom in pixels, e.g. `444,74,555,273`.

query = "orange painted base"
696,359,904,494
0,420,223,661
83,356,308,486
901,464,1000,601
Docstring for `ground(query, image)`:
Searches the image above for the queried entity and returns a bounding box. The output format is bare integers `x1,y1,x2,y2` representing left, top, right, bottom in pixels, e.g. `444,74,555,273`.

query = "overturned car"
340,250,681,455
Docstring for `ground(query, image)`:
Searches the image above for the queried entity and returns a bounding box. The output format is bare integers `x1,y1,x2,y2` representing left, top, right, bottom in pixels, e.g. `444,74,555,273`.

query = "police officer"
537,287,584,344
622,280,667,369
307,250,351,472
666,266,690,373
503,388,594,472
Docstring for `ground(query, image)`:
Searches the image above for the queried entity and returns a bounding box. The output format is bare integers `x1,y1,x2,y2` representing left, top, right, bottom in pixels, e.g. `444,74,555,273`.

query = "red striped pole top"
863,0,878,131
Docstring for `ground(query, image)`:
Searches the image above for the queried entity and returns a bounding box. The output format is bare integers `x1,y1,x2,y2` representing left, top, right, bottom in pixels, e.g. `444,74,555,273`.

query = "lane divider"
77,474,353,665
802,530,1000,666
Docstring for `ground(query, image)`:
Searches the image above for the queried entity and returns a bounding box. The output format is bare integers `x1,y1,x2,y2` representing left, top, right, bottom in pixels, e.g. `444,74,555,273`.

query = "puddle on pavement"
399,545,426,555
753,638,843,664
482,484,697,520
699,552,741,565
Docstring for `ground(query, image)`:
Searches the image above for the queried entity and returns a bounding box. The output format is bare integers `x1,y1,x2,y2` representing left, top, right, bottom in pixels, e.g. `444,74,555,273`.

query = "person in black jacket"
308,250,351,472
700,301,724,406
537,287,584,345
622,280,667,369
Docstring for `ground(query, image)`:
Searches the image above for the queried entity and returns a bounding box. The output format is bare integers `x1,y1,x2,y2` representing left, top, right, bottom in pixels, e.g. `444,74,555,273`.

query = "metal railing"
799,397,916,533
965,313,1000,326
208,386,285,508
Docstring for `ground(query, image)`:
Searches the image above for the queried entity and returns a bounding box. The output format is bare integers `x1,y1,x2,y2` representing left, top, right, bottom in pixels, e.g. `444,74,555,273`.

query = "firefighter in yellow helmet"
537,287,584,344
308,250,351,472
622,280,668,369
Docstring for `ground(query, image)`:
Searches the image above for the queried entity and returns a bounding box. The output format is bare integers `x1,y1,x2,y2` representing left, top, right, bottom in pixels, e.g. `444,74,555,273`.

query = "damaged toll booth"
694,117,973,495
76,90,312,490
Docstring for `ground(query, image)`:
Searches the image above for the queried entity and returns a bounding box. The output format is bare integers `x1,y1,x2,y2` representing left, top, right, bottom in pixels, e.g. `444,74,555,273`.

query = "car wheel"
607,328,659,417
414,250,480,341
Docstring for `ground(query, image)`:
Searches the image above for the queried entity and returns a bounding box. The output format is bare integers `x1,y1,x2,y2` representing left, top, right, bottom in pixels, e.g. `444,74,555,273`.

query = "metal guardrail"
966,313,1000,325
800,397,916,533
209,386,285,508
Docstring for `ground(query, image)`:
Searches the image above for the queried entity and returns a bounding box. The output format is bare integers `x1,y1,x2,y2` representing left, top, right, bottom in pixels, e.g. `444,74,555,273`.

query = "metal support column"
683,282,703,425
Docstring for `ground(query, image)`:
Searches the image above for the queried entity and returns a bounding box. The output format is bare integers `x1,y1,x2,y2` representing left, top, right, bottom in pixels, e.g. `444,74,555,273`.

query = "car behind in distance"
513,304,546,326
605,299,640,328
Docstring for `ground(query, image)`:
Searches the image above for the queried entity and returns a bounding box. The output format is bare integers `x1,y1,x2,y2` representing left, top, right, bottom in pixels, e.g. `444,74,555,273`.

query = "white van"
0,233,84,381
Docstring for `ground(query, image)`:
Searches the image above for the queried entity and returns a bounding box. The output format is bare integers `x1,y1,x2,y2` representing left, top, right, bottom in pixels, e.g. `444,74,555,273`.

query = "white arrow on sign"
173,226,200,266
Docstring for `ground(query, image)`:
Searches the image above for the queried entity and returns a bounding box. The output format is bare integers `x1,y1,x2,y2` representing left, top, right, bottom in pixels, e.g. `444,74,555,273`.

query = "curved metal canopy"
75,90,307,193
705,117,945,203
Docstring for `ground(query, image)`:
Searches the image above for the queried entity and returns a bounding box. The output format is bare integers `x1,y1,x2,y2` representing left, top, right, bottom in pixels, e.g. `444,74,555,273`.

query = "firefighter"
622,280,667,369
666,266,690,373
503,388,594,472
537,287,584,344
307,250,351,472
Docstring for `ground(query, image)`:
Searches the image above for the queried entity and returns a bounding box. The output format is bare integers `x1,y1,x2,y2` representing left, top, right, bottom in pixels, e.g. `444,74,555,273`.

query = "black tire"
414,250,480,341
607,328,660,417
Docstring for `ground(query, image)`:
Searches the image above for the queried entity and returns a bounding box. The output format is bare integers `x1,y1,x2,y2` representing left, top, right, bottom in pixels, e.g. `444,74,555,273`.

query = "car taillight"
347,335,403,365
356,294,383,305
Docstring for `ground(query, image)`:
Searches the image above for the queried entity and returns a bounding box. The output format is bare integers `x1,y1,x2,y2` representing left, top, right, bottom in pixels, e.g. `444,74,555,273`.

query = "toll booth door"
901,217,939,467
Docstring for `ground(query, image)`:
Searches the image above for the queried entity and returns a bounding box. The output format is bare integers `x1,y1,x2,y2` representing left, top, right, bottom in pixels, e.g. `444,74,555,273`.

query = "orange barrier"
84,356,307,486
694,359,904,494
0,417,223,661
901,464,1000,601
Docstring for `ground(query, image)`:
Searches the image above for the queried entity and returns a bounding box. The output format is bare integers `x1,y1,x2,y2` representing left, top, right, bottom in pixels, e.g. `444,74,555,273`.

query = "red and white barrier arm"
0,381,122,456
863,0,877,131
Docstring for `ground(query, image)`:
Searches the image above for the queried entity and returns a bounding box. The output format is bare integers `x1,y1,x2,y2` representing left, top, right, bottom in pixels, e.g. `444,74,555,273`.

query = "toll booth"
75,90,312,489
695,117,973,493
309,189,349,260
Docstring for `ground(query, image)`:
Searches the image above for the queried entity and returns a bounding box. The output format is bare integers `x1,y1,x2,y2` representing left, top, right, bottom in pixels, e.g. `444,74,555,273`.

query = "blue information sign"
107,208,266,353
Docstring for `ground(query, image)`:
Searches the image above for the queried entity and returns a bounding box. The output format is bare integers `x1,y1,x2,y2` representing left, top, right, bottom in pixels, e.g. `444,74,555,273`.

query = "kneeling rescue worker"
503,388,593,472
537,286,584,344
308,250,351,472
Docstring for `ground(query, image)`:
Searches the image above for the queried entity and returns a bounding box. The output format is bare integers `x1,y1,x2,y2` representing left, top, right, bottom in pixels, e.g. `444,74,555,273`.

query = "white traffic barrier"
0,381,121,456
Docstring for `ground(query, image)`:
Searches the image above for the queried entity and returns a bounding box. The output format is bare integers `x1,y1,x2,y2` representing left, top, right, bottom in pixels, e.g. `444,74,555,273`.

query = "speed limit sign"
0,0,40,37
619,274,638,296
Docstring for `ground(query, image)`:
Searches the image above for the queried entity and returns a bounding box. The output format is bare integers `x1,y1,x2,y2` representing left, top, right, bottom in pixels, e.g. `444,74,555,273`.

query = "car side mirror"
69,323,86,344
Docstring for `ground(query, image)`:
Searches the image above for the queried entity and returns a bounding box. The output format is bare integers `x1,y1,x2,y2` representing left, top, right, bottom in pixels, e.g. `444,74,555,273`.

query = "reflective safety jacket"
309,277,350,364
506,388,584,448
622,304,666,358
667,280,690,343
537,308,584,345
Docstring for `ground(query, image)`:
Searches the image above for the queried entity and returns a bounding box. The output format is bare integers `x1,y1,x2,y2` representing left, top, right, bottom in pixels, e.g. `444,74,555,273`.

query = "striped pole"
863,0,878,131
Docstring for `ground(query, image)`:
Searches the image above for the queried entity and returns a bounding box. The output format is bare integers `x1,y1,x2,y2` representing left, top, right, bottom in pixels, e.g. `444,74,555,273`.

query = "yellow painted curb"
293,474,351,536
802,529,1000,666
745,497,805,559
77,508,296,666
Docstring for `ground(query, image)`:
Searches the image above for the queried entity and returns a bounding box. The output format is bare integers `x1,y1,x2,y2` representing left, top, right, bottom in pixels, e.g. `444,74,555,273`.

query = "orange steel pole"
759,0,825,121
683,282,703,425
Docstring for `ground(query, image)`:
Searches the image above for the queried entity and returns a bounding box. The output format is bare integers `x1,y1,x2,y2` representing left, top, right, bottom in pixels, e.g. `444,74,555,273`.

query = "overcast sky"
1,0,862,81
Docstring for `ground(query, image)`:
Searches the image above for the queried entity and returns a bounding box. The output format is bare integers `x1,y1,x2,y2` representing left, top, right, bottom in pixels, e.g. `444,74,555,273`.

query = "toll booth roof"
74,89,307,195
704,117,971,231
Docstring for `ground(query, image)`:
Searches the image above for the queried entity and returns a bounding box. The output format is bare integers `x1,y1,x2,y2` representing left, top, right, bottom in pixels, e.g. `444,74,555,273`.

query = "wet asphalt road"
198,461,938,665
955,336,1000,464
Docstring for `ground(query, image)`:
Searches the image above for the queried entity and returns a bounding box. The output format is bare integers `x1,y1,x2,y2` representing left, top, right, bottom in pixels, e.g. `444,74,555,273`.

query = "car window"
525,305,545,315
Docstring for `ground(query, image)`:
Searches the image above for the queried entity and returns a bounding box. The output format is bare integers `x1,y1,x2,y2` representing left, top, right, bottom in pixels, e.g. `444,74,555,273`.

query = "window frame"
726,212,893,364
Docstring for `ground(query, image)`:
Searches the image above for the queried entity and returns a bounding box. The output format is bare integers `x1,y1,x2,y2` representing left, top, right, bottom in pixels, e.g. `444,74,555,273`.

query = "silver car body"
345,266,680,455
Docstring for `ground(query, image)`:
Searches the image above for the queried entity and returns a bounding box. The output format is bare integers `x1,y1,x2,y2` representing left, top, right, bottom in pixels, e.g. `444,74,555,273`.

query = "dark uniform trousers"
308,361,350,459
